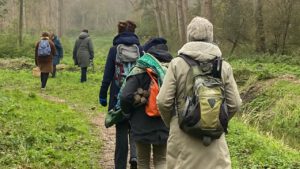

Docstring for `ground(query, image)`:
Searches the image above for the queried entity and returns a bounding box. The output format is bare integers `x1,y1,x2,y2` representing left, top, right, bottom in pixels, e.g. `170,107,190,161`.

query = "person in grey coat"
73,29,94,82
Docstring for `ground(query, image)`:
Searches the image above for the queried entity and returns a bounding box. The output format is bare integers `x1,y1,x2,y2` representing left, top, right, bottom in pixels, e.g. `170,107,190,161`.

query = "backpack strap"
179,54,199,67
179,54,222,78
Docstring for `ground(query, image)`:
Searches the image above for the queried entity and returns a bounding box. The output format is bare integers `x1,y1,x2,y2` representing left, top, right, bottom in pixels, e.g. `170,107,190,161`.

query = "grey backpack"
38,40,51,57
114,44,140,88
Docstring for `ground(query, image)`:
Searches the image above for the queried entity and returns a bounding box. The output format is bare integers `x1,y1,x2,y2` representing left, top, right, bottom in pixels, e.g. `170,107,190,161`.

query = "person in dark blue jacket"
50,33,63,78
99,20,143,169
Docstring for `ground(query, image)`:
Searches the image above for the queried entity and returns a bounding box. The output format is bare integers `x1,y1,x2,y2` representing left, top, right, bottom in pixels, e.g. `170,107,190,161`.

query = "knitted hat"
143,37,167,52
187,17,213,42
143,37,172,63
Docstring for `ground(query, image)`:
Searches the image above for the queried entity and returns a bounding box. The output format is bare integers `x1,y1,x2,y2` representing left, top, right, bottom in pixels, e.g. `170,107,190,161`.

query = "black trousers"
81,67,87,82
40,72,49,88
115,120,137,169
52,65,57,77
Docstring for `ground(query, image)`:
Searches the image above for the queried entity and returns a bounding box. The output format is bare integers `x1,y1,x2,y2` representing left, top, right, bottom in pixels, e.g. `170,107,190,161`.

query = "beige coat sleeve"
222,61,242,118
157,60,177,128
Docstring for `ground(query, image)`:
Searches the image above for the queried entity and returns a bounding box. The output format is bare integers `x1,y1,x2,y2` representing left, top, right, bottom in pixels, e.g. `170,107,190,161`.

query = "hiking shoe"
130,158,137,169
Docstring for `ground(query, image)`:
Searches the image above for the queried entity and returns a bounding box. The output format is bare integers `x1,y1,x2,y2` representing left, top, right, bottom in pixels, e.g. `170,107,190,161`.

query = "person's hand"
99,97,107,107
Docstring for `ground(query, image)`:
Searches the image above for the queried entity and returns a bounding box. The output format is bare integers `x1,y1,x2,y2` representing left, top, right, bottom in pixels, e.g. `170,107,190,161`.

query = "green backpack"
178,55,229,146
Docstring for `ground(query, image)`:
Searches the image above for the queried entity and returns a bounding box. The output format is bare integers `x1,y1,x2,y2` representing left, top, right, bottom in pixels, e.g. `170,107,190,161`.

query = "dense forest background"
0,0,300,168
0,0,300,57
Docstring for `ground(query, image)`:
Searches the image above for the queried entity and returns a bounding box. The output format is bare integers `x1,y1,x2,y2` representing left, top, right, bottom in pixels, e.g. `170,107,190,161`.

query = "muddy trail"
92,112,115,169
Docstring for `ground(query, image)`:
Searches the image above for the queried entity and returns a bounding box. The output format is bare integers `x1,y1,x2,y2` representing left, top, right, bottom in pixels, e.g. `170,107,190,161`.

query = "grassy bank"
1,57,300,168
1,35,300,168
0,89,101,168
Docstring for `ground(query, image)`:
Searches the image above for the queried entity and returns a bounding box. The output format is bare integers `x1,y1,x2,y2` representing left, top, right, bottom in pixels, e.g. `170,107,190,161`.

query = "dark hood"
113,32,140,46
143,37,173,63
79,32,89,39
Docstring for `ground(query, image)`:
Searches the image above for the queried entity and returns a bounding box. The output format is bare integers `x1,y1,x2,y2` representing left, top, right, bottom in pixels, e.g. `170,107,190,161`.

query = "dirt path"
38,93,116,168
92,112,115,169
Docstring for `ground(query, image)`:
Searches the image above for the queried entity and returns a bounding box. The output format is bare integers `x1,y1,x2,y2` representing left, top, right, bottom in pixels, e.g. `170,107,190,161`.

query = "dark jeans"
115,120,137,169
81,67,87,82
52,65,56,77
40,72,49,88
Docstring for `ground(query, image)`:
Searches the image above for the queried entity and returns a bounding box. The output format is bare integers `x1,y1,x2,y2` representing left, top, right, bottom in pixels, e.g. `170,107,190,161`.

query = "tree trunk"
182,0,188,28
19,0,23,46
58,0,63,37
254,0,266,53
281,0,293,55
23,0,26,32
201,0,212,22
230,19,245,55
152,0,163,37
177,0,186,44
162,0,171,36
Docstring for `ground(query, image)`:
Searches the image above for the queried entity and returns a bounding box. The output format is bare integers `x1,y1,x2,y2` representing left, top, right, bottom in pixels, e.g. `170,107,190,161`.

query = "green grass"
0,89,100,168
1,36,300,168
1,59,299,168
241,80,300,150
230,59,300,78
228,118,300,169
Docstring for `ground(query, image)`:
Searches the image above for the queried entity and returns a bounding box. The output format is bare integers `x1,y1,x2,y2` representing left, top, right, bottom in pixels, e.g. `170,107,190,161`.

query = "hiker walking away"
35,31,56,90
120,37,172,169
99,21,143,169
157,17,242,169
50,32,63,78
72,29,94,82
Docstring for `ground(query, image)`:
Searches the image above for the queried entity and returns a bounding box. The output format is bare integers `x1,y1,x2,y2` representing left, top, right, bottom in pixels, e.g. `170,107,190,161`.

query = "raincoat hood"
79,32,89,39
178,41,222,62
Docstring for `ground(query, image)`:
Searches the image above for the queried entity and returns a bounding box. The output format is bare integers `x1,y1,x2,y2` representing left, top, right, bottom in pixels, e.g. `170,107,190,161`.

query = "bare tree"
254,0,266,53
152,0,163,36
58,0,63,37
201,0,212,22
182,0,188,27
18,0,23,46
281,0,293,54
177,0,186,44
162,0,171,36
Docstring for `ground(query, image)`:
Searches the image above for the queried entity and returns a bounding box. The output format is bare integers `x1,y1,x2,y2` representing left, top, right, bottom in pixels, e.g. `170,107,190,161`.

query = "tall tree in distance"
177,0,186,45
152,0,163,36
254,0,266,53
18,0,23,46
162,0,171,36
201,0,212,22
182,0,188,27
281,0,293,54
58,0,63,37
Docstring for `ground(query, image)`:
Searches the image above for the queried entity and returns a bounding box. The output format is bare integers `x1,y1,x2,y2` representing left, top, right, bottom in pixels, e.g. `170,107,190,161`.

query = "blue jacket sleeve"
99,46,116,99
55,38,63,58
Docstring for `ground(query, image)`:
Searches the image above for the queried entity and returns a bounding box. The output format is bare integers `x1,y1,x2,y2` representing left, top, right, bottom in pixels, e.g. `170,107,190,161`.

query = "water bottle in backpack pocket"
38,40,52,57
